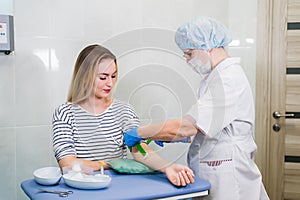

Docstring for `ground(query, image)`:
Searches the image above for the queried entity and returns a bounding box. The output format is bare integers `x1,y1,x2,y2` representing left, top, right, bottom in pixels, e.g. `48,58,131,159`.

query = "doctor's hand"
164,164,195,186
154,137,190,147
154,140,165,147
124,127,142,147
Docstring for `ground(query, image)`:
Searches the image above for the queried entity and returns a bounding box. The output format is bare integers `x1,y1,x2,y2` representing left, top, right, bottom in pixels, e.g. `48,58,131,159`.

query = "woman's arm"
58,156,109,172
131,143,194,186
53,105,110,172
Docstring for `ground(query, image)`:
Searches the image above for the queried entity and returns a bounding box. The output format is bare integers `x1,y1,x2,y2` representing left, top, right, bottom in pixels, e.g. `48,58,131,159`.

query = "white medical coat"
187,58,269,200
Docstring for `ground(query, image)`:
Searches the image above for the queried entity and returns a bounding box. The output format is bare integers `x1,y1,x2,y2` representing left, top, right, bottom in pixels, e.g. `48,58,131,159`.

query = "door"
256,0,300,199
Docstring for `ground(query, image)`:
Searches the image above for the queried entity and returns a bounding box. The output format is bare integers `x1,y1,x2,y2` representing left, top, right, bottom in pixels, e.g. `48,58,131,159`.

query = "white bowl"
63,173,111,189
33,167,62,185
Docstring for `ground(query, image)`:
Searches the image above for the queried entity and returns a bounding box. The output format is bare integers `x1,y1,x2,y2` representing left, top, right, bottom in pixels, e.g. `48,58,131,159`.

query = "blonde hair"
67,44,117,104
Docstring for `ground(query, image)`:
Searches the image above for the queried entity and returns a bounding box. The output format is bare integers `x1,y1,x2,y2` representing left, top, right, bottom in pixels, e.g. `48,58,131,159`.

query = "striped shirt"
52,99,139,162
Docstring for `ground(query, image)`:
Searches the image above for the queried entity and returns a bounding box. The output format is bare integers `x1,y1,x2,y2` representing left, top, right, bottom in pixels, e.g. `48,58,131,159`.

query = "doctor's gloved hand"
124,127,142,147
154,137,190,147
154,141,165,147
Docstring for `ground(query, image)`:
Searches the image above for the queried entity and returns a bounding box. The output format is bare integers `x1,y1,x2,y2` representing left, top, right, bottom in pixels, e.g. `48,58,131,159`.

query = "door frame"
256,0,287,199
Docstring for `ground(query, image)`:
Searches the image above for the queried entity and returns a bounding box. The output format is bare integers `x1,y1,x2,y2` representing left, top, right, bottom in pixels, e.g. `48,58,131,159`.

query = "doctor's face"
183,49,210,64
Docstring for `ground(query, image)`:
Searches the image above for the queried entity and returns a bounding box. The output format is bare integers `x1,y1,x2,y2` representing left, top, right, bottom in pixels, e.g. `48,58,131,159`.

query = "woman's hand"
164,164,195,186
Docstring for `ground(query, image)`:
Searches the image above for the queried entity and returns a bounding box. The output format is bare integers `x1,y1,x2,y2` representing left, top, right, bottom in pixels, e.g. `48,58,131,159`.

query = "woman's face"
94,58,117,99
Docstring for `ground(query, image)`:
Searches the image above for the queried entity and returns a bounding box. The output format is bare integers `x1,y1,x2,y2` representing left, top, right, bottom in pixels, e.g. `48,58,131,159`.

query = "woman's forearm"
131,143,170,173
58,156,109,172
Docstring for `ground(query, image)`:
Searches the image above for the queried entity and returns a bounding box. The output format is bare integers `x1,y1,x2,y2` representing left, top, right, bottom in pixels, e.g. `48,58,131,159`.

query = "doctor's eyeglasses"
183,50,193,59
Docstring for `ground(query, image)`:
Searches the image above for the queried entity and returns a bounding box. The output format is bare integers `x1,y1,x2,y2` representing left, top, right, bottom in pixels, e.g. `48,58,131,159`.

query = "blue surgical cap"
175,16,232,50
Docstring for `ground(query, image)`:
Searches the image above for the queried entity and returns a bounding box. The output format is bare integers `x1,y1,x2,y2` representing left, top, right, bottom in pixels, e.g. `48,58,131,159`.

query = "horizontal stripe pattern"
52,100,139,161
200,159,233,167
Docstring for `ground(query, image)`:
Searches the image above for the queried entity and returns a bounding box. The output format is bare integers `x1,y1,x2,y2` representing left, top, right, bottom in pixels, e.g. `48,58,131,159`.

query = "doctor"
124,16,269,200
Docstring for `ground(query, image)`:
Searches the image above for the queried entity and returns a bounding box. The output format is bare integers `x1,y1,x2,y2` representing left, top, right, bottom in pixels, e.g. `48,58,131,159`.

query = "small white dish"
33,167,62,185
63,173,111,189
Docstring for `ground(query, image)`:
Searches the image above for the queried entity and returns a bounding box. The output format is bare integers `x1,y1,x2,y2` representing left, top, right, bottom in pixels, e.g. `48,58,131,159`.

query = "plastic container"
33,167,62,185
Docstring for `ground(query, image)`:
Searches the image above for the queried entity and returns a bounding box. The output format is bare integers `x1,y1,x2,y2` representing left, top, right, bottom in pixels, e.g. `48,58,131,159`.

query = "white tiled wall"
0,0,257,199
